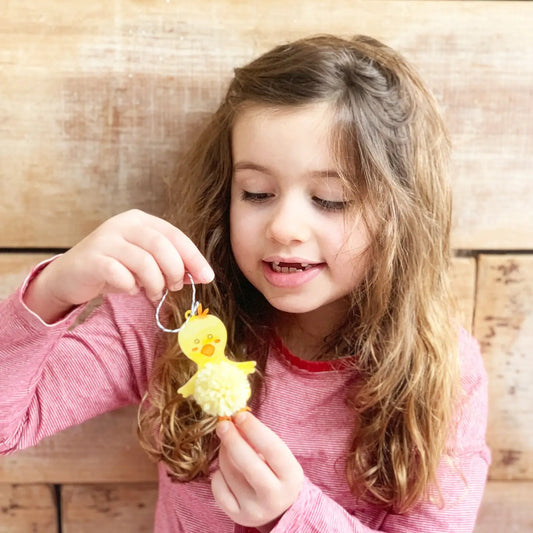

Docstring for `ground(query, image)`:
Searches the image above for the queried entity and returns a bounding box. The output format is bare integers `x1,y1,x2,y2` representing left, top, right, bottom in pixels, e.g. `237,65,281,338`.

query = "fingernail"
233,411,249,425
216,421,230,436
200,266,215,283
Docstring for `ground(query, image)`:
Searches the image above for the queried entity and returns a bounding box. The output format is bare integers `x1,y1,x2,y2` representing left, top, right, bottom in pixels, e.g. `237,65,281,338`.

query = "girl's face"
230,103,371,324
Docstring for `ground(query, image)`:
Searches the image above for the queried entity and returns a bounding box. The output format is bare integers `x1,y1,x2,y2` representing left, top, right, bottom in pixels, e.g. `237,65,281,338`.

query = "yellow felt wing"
234,360,256,375
177,375,197,398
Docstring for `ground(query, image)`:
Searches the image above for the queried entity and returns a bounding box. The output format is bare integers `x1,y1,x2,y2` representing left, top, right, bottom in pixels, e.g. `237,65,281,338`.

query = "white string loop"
155,273,199,333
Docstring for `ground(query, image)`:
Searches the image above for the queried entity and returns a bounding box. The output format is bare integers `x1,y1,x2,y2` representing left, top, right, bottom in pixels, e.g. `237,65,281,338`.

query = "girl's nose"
266,198,311,245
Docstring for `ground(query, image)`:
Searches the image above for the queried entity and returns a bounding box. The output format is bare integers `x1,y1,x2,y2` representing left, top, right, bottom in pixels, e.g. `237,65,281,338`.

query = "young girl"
0,35,489,532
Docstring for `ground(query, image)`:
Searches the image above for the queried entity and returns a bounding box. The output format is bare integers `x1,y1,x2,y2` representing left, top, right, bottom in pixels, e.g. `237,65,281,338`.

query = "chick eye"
194,338,200,344
313,197,350,212
207,333,213,340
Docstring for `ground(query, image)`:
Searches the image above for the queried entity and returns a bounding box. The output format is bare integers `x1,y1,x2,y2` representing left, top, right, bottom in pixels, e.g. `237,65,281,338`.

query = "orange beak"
201,344,215,356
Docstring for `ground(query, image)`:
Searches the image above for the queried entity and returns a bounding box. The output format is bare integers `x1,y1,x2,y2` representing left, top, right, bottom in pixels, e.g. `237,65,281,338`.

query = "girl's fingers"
97,240,167,300
122,211,215,284
214,416,303,527
122,226,186,291
95,209,213,297
92,256,138,295
211,469,241,516
216,420,279,492
164,227,215,284
218,445,256,500
227,412,302,485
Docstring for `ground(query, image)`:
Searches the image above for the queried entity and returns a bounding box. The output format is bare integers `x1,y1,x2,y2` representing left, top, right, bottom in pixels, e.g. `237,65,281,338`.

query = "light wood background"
1,1,532,531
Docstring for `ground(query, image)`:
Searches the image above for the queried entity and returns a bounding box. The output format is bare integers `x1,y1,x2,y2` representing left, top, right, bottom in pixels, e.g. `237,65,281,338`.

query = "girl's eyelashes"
312,197,351,212
241,191,273,202
240,190,350,212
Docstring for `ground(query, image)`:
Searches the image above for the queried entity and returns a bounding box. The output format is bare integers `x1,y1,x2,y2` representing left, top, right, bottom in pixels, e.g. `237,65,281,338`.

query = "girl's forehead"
231,102,336,158
233,101,334,128
232,116,337,180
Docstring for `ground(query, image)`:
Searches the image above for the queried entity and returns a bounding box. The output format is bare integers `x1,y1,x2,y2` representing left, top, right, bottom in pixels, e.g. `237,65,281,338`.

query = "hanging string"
155,273,199,333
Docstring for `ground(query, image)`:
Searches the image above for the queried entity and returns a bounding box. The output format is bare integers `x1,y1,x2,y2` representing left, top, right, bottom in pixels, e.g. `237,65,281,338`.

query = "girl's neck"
275,301,347,361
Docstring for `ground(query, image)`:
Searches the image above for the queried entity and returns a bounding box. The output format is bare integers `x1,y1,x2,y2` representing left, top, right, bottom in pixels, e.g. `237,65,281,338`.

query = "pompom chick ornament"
176,304,256,419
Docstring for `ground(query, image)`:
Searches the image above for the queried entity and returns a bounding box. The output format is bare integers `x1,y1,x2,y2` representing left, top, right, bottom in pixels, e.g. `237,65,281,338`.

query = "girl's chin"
270,304,315,315
265,295,330,316
265,292,351,319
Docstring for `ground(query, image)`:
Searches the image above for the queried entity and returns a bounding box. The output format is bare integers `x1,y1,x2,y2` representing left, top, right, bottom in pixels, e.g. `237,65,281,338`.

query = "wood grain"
61,483,158,533
475,481,533,532
0,484,57,533
450,256,476,333
0,1,531,249
0,405,157,484
474,255,533,480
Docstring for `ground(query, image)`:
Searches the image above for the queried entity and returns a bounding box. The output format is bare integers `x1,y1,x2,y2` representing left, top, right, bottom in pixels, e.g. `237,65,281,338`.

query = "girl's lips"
262,260,324,288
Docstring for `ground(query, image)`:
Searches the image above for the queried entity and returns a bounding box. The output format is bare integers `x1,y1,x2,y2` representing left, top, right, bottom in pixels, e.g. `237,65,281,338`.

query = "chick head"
178,305,227,366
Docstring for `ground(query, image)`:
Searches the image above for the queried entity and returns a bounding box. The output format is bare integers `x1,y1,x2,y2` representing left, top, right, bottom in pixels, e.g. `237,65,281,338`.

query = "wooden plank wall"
0,1,531,530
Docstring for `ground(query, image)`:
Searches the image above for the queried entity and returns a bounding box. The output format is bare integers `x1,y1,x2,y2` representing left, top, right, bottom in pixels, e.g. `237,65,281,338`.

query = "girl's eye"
313,197,350,212
241,191,273,202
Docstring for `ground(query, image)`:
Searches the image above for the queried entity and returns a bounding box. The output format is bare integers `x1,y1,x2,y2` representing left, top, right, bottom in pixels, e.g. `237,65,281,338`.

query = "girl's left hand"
212,411,304,530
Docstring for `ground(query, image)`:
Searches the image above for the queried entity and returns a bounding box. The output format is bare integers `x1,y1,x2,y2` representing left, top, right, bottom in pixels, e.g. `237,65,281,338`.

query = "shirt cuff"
17,255,85,328
270,476,315,532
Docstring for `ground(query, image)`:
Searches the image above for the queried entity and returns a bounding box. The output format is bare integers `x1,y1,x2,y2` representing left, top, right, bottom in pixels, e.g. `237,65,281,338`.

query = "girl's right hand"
23,210,214,324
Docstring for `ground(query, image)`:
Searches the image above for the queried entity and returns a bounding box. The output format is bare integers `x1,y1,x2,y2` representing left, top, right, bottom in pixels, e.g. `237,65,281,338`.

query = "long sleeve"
378,457,490,532
263,331,490,533
0,263,159,454
273,448,489,533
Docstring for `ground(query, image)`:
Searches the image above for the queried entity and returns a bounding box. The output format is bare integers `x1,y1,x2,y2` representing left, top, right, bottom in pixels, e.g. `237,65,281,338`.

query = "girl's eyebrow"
309,170,341,179
233,161,272,175
233,161,340,179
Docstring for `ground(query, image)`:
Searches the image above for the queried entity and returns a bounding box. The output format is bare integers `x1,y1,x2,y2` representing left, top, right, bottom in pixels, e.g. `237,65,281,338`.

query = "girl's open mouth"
262,260,324,288
270,261,314,273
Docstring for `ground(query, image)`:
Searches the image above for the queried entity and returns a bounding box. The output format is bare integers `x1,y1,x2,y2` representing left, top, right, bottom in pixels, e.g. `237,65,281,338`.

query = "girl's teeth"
271,261,312,273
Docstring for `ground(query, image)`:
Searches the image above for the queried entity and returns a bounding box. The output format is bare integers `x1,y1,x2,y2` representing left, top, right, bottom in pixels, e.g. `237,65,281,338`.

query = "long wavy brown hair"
138,34,460,513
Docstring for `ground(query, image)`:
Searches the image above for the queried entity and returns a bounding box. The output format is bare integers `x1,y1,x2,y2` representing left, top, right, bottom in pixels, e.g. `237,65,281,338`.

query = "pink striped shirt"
0,262,490,532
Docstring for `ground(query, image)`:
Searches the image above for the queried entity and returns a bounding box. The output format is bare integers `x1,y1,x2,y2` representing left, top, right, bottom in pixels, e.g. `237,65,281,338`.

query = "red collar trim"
274,338,355,372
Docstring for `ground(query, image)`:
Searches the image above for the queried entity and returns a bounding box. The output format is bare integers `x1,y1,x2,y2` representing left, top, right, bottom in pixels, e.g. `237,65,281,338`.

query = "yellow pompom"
193,361,252,417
